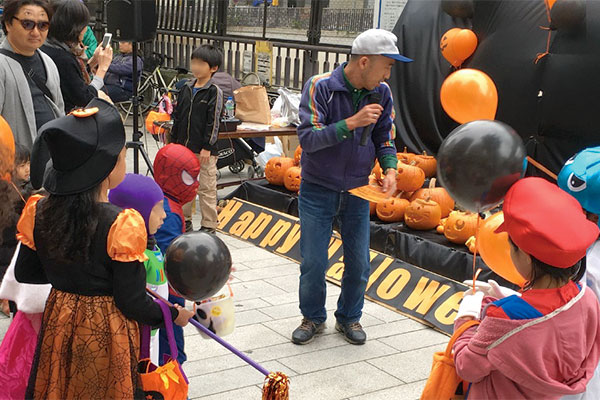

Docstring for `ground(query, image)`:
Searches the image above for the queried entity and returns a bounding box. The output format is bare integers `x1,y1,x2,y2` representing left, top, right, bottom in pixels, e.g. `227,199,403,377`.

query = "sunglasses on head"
12,16,50,32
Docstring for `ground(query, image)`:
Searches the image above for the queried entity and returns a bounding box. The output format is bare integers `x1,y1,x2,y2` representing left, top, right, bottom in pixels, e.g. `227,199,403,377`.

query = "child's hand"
198,149,211,166
173,304,194,327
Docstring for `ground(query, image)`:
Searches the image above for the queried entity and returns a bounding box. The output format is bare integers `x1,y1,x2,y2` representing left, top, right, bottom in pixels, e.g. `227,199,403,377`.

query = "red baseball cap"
496,177,599,268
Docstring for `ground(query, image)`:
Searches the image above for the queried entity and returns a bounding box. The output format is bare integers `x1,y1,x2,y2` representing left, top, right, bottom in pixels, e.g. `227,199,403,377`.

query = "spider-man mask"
153,144,200,204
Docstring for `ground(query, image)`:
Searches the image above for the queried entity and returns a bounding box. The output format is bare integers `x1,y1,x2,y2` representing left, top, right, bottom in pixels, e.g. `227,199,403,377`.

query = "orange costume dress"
14,195,179,399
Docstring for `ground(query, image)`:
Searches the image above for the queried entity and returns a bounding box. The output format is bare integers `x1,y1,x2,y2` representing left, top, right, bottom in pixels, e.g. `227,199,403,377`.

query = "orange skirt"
27,288,142,399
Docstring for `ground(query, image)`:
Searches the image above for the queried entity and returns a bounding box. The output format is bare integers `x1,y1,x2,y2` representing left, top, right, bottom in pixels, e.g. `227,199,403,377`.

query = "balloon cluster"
436,2,527,286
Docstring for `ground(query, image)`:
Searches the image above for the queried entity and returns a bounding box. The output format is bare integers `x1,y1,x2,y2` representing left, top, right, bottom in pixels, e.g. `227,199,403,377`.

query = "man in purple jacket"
292,29,412,345
104,41,143,103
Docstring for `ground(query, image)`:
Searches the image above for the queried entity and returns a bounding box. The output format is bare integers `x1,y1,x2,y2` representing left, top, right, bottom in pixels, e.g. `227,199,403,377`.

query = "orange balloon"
440,28,478,67
478,212,527,287
0,116,15,182
440,68,498,124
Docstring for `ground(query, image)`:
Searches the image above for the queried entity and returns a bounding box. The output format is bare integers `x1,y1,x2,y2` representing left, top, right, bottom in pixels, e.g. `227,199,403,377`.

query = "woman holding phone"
41,0,112,112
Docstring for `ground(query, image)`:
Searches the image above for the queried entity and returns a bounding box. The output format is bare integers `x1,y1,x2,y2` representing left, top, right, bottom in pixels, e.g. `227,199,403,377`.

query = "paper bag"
234,85,272,125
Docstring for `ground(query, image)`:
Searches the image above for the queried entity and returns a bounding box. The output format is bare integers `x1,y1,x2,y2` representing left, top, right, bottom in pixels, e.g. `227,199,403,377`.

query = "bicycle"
118,52,189,117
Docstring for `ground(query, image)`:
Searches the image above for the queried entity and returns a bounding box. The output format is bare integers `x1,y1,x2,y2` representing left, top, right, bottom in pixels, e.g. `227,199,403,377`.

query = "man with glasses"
0,0,64,150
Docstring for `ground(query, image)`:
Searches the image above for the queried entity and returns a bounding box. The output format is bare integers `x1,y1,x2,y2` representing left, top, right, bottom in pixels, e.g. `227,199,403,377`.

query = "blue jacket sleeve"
372,83,398,161
297,76,345,152
154,211,183,255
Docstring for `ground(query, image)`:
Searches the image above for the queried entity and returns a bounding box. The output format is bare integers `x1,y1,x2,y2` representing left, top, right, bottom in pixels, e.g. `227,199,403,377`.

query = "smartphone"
101,33,112,49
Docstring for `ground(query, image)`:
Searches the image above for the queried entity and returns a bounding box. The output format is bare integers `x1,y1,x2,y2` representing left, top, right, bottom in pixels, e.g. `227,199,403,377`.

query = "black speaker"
106,0,157,42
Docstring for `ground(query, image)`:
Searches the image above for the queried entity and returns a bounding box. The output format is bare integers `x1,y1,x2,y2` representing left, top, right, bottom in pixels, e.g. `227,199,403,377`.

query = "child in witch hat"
14,98,194,399
152,143,201,366
453,177,600,399
109,173,169,366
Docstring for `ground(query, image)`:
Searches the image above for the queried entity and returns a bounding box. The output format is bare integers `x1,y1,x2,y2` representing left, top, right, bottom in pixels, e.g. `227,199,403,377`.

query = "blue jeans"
298,180,371,324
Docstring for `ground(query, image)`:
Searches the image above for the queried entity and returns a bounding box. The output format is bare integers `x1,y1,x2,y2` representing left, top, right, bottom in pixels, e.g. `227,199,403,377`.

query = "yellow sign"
255,40,273,85
218,198,468,335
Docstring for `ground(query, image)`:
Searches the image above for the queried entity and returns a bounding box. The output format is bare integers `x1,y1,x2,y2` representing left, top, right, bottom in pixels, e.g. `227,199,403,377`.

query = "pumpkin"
265,157,296,185
294,145,302,166
410,178,454,218
145,110,170,135
372,160,383,182
376,198,410,222
397,147,416,164
405,197,442,230
443,211,479,244
284,166,302,192
413,151,437,178
369,201,377,216
396,161,425,192
436,218,447,234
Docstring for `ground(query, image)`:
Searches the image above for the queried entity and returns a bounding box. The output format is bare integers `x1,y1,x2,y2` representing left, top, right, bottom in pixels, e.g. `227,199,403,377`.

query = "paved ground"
0,125,450,399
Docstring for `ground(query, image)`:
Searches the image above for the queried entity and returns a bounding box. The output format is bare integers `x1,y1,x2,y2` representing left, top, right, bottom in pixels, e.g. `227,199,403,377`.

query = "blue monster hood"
558,146,600,218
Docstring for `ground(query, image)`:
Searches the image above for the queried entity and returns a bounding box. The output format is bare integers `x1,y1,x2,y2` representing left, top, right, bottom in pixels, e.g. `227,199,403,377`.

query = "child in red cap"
453,177,600,399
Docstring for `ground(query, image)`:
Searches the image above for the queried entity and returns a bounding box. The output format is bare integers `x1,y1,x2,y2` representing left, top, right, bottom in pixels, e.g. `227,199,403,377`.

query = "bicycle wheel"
137,71,158,113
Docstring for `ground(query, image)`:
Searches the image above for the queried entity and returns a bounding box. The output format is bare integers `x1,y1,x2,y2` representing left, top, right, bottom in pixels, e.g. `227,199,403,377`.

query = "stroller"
215,132,263,180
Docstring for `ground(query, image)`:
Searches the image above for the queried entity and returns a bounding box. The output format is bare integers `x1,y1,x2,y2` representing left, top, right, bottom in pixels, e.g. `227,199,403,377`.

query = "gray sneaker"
291,318,325,345
335,321,366,345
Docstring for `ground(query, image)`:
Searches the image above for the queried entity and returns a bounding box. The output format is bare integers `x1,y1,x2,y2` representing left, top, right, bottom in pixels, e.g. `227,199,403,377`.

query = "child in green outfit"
109,173,169,366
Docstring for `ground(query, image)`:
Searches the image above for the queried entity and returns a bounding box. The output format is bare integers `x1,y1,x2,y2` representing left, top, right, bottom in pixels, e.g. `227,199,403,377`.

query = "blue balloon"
558,146,600,218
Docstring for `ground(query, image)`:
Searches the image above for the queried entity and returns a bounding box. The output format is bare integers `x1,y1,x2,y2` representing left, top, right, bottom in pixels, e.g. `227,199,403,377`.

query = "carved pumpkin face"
376,198,410,222
284,166,302,192
443,211,479,244
413,152,437,178
265,157,296,185
410,178,455,218
405,198,442,230
396,161,426,192
294,145,302,166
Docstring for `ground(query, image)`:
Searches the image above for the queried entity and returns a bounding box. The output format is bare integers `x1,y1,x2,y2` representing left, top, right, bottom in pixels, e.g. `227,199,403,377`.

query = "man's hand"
381,168,397,195
346,104,383,131
198,149,211,166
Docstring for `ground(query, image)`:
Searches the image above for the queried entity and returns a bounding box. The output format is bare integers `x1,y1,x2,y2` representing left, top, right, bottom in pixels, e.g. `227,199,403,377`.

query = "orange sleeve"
107,209,149,263
16,194,44,250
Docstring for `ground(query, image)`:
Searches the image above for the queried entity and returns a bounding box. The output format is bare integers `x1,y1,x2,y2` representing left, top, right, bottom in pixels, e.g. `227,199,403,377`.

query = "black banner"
218,198,469,335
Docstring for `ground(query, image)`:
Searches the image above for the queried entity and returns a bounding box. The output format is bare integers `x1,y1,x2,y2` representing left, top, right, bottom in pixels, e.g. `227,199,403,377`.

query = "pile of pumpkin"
371,148,479,247
264,145,303,192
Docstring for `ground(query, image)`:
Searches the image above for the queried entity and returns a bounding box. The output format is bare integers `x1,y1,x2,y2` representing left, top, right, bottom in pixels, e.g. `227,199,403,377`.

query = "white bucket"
193,284,235,339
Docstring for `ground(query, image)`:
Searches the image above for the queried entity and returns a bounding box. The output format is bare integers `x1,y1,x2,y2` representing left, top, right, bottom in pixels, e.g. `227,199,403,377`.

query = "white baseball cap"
351,29,413,63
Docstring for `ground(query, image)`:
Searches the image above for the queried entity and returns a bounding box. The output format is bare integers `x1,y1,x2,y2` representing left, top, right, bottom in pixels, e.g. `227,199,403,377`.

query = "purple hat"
109,173,164,232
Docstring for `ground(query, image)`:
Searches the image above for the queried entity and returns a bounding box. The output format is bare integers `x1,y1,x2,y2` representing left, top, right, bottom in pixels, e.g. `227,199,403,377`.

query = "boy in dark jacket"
171,45,223,233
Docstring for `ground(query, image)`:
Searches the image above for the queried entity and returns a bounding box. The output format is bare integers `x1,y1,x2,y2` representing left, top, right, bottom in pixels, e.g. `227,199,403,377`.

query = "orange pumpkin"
265,157,296,185
405,198,442,230
376,198,410,222
145,110,170,135
396,161,425,192
413,151,437,178
294,145,302,166
436,217,448,234
466,236,477,253
443,211,479,244
372,160,383,182
410,178,454,218
397,147,416,164
284,166,302,192
369,201,377,216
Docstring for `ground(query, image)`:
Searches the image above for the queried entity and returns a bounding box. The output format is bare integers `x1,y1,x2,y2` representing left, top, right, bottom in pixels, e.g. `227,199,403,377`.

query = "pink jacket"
453,285,600,399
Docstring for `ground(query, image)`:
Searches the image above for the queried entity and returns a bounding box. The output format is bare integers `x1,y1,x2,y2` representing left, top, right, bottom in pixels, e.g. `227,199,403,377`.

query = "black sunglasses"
12,16,50,32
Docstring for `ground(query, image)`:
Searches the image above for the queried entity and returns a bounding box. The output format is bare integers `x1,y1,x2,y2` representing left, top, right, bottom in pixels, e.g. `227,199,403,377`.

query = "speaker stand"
126,41,154,176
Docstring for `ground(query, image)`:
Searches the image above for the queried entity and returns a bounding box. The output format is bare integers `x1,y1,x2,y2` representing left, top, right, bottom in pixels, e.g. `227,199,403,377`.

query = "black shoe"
335,321,366,345
184,220,193,233
199,226,216,234
291,318,325,345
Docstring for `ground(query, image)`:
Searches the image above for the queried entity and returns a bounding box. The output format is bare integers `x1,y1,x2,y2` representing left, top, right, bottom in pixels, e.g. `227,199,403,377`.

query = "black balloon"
550,0,586,31
441,0,474,18
165,231,232,301
437,120,526,212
